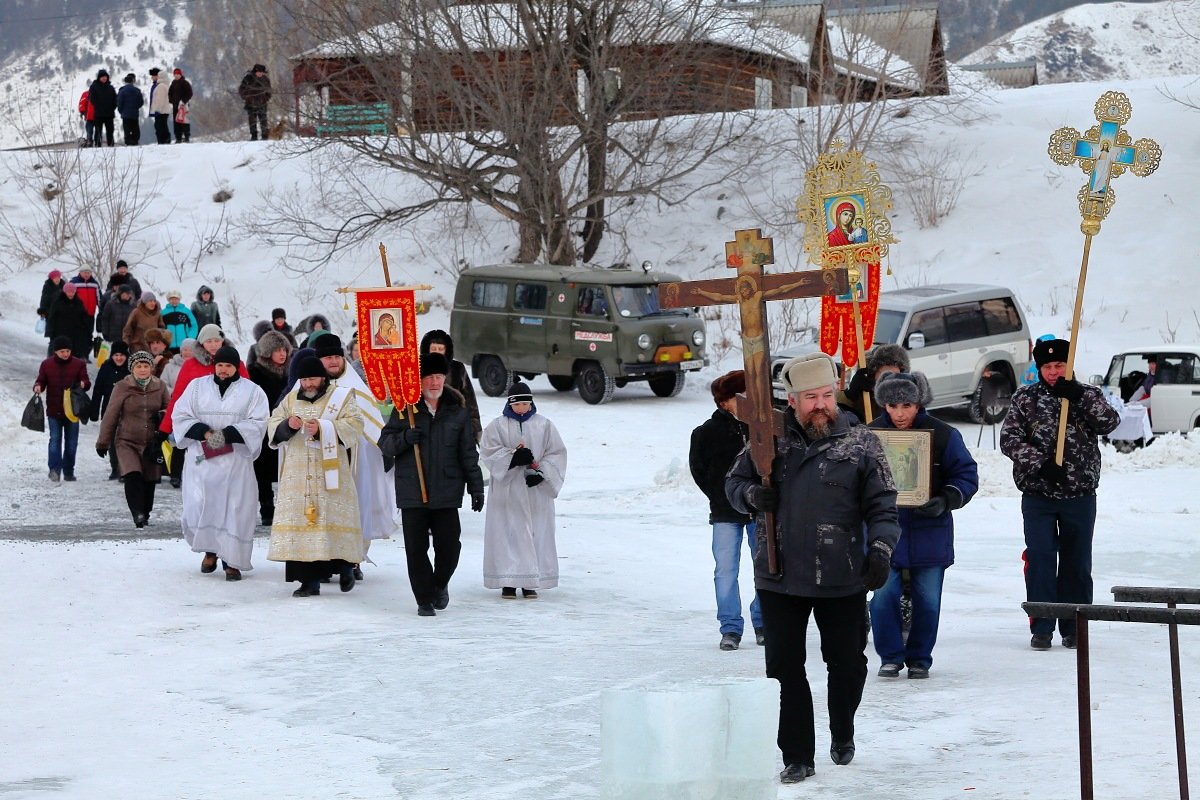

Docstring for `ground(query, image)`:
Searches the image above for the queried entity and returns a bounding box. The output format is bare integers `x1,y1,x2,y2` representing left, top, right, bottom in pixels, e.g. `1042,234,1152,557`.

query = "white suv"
1094,347,1200,438
771,284,1033,422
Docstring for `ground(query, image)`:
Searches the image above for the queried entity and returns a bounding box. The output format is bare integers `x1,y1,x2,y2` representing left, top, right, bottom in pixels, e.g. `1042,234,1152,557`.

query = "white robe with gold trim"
331,366,398,550
266,386,364,564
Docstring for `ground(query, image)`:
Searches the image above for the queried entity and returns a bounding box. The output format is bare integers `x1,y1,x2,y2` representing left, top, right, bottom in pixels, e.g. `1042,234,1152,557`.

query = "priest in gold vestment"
267,356,364,597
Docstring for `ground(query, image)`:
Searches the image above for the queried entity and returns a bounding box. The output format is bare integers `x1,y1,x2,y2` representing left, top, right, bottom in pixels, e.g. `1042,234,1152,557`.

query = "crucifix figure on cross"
659,228,848,574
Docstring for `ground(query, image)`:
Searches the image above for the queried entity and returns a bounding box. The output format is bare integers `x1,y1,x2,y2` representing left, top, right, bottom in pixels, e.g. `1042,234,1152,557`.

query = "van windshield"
874,309,906,345
613,285,663,318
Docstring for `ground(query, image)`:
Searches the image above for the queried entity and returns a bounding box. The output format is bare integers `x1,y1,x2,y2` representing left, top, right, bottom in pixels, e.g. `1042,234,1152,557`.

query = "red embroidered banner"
355,288,421,406
819,245,881,369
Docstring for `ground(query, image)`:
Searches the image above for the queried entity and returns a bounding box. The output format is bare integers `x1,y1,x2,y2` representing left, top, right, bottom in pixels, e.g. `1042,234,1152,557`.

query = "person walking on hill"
37,270,65,337
161,290,198,350
146,68,171,145
190,286,221,329
78,81,95,147
99,285,136,345
168,68,192,143
106,260,143,301
34,337,91,483
116,73,143,146
238,64,272,141
91,339,131,480
88,70,117,147
97,350,167,527
122,292,164,354
69,267,102,323
46,283,93,360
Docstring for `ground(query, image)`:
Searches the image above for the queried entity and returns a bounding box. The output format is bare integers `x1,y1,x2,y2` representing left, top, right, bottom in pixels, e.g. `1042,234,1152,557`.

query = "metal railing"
1023,588,1200,800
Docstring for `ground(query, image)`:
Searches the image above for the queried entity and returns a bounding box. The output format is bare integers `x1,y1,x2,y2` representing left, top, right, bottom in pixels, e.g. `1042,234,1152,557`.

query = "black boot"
143,481,157,520
124,473,145,526
340,566,356,592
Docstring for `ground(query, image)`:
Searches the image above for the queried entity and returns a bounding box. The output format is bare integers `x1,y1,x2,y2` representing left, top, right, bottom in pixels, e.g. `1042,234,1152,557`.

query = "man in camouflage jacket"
1000,338,1120,651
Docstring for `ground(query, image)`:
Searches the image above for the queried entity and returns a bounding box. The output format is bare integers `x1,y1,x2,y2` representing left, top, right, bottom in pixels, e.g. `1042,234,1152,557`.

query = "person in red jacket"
78,83,95,147
34,336,92,482
160,324,249,487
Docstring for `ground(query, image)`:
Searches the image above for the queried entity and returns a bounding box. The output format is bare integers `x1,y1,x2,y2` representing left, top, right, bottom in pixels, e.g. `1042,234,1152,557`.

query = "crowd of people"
75,62,273,146
30,271,568,611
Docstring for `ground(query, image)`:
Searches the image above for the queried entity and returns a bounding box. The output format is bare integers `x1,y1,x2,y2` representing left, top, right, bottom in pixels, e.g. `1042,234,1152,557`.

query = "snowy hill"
962,0,1200,82
0,8,188,146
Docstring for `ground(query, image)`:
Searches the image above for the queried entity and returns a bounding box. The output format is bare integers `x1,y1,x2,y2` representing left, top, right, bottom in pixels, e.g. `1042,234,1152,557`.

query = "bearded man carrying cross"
727,352,899,784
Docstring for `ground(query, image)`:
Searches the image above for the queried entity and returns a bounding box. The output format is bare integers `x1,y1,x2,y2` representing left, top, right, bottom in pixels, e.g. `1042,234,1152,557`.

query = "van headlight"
692,330,705,347
637,333,651,350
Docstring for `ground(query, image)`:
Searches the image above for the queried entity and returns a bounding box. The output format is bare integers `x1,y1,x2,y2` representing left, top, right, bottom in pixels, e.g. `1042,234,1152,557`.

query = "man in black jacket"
88,69,118,146
689,370,762,652
116,73,143,146
168,68,193,143
380,352,484,617
727,352,900,785
238,64,272,141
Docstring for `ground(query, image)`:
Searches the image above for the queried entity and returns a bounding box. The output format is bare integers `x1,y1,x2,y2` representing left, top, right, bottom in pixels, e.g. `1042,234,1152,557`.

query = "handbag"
63,387,91,424
175,102,188,124
21,393,45,432
35,317,46,334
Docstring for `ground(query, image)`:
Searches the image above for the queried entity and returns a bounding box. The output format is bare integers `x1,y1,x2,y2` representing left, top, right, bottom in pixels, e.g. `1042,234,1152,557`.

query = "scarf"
503,402,536,423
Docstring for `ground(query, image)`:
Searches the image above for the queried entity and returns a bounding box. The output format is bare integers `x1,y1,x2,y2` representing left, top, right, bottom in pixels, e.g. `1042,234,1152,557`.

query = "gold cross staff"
1045,92,1162,464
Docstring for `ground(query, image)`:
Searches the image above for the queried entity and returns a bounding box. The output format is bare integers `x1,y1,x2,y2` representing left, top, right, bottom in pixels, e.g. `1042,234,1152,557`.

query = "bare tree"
265,0,783,266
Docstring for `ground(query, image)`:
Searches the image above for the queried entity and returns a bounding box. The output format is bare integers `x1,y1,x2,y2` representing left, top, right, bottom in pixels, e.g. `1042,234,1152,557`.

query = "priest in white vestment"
479,382,567,597
315,334,396,567
171,345,269,581
267,356,365,597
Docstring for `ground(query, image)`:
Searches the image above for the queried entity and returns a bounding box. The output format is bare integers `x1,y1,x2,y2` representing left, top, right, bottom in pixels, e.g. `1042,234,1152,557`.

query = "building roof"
825,3,940,89
296,1,812,66
959,60,1038,88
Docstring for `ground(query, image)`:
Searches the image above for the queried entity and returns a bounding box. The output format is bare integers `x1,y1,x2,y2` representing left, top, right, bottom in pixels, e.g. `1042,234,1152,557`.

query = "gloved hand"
1049,377,1085,403
154,430,169,446
470,492,485,512
525,471,545,488
744,484,779,513
509,446,535,469
862,542,892,591
96,447,108,459
914,495,947,518
1039,459,1069,484
403,427,425,446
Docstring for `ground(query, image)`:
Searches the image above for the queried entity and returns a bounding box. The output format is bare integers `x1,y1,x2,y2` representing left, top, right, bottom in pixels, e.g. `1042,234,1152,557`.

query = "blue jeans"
713,521,762,635
1022,494,1096,637
870,565,945,669
47,416,79,475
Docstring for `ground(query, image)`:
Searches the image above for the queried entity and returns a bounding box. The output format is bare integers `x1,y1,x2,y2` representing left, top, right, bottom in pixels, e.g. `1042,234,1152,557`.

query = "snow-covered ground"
3,74,1200,798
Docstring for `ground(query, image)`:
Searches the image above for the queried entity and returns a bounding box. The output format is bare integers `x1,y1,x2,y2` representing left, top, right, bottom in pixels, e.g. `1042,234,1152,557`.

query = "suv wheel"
548,374,575,392
577,362,615,405
968,370,1014,424
649,371,685,398
477,356,513,397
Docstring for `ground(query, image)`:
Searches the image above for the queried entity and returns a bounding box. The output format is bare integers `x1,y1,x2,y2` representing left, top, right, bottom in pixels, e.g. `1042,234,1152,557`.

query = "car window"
981,297,1023,335
1156,356,1198,386
470,280,507,309
576,287,609,317
874,309,906,345
612,285,660,318
944,302,988,343
514,282,547,311
908,307,946,346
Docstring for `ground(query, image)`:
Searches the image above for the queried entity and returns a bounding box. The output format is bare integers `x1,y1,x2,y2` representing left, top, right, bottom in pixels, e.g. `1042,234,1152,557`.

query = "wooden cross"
659,228,849,574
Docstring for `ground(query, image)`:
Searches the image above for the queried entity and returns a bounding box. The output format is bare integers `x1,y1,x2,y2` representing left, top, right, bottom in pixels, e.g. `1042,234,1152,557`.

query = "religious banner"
796,140,898,372
354,288,421,406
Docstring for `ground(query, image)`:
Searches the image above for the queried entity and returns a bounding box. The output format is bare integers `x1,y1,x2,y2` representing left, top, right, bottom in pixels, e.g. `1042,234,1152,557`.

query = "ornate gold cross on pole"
1046,92,1162,464
659,228,849,575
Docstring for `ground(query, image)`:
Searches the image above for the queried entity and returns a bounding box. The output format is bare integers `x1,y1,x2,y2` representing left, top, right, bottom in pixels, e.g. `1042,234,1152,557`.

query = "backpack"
78,91,89,115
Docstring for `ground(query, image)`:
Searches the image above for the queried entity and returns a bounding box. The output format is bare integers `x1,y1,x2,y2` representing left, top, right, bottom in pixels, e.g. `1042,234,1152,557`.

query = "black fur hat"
420,352,450,378
1033,338,1071,368
866,344,911,378
420,329,455,361
875,372,932,408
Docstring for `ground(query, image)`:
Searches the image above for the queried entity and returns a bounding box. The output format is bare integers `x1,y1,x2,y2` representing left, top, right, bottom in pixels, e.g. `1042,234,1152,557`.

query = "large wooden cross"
659,228,849,574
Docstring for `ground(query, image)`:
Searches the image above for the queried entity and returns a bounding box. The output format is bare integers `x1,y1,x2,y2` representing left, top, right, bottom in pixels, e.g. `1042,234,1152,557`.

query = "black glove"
1049,377,1085,403
744,484,779,513
154,430,168,446
525,471,545,487
403,427,425,446
1039,459,1069,484
862,542,892,591
470,492,485,512
914,495,947,518
509,447,535,469
96,447,108,459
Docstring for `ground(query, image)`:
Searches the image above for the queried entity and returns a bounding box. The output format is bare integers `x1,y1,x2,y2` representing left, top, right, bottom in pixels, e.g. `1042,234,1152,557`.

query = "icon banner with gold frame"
870,428,932,508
